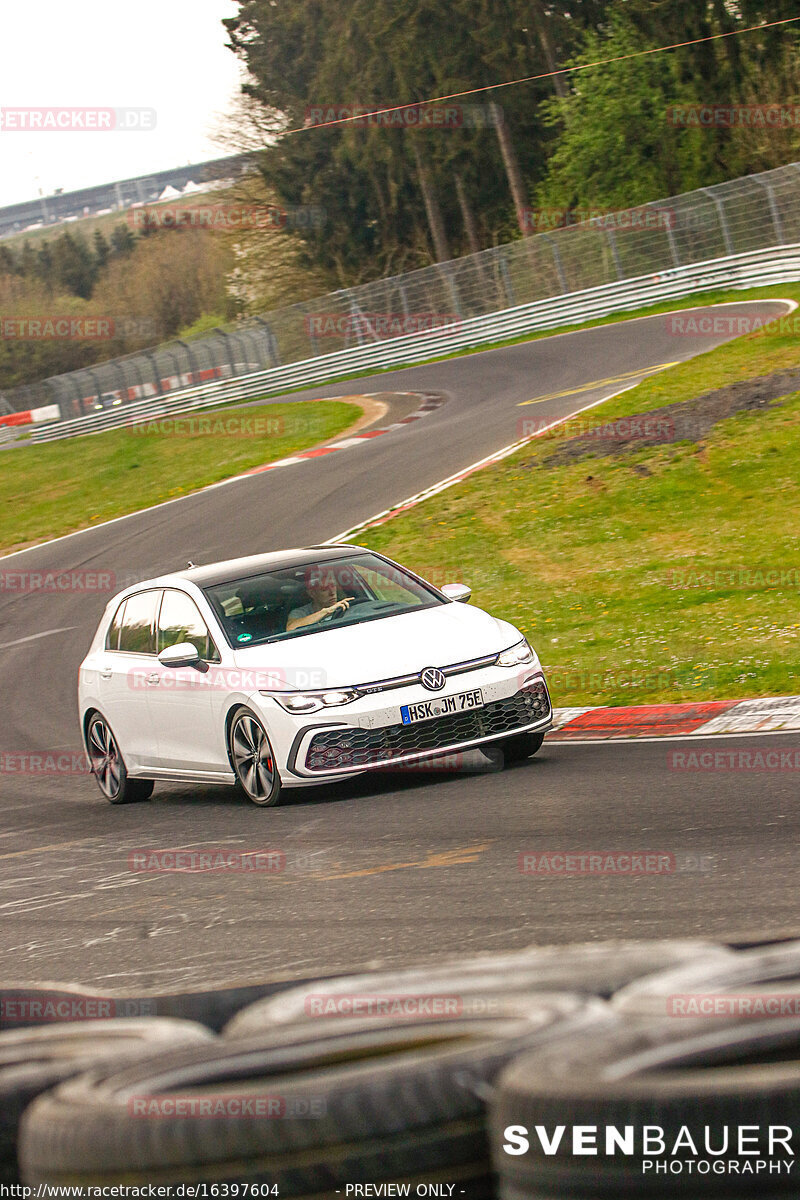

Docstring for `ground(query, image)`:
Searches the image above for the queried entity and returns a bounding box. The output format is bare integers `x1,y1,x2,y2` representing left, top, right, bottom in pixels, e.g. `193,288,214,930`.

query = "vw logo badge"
420,667,446,692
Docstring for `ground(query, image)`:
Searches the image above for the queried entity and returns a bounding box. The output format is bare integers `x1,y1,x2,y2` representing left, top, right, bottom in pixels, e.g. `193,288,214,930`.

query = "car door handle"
147,673,160,685
100,668,113,680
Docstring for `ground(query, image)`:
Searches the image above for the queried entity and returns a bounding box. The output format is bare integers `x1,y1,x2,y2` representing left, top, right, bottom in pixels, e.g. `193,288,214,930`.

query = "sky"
0,0,246,207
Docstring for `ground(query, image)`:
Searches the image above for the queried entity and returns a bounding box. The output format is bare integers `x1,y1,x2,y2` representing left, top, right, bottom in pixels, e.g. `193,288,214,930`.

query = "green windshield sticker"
237,633,253,643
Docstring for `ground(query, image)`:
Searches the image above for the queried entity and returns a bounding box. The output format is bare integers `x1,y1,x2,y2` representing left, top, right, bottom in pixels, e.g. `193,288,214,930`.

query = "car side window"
158,589,220,662
106,600,127,651
117,590,160,655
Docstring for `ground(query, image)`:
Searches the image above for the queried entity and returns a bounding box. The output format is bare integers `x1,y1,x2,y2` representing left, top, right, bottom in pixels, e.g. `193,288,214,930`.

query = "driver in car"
286,565,355,632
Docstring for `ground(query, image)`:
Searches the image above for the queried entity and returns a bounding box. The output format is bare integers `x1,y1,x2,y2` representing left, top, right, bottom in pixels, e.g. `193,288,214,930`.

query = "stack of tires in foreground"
6,936,800,1196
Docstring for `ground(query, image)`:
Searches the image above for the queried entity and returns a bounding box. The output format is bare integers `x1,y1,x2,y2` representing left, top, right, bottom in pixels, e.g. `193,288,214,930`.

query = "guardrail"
32,244,800,443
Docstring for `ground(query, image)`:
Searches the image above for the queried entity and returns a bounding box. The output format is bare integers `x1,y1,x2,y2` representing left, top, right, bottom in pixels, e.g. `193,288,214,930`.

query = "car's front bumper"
258,666,552,782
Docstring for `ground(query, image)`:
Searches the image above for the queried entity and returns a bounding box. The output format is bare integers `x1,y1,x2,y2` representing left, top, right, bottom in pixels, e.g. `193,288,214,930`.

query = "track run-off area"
1,300,798,990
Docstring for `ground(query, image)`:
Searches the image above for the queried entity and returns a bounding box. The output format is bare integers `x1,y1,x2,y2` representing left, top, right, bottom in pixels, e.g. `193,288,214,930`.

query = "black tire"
86,713,154,805
1,974,353,1038
0,1018,213,1184
491,1012,800,1197
140,971,343,1033
19,996,609,1192
225,940,730,1036
501,731,545,761
228,706,282,807
613,938,800,1018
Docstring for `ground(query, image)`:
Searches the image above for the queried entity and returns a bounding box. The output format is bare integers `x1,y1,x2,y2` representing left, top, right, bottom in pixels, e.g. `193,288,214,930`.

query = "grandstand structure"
0,154,253,239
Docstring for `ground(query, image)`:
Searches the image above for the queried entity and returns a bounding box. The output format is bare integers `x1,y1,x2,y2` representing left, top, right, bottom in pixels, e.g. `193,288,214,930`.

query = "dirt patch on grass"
534,367,800,469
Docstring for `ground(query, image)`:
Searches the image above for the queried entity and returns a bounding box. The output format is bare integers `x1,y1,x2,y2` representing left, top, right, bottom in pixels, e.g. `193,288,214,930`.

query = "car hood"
231,602,522,689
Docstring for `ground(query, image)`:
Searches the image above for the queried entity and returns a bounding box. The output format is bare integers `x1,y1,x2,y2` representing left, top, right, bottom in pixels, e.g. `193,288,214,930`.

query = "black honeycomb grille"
305,679,551,771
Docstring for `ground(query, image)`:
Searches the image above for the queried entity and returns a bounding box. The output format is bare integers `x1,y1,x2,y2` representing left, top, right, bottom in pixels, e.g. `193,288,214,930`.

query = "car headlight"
496,639,534,667
265,689,359,714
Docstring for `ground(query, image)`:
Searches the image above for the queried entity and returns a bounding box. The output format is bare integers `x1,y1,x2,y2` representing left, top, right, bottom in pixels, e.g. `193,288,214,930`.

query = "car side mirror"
441,583,472,604
158,642,201,668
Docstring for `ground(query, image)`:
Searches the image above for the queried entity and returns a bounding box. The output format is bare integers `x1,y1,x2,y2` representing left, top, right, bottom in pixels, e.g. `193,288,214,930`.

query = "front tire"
501,731,545,762
86,713,154,805
229,707,282,807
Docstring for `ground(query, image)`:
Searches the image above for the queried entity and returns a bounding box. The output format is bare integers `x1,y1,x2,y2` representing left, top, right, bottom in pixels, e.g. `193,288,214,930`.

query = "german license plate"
400,688,484,725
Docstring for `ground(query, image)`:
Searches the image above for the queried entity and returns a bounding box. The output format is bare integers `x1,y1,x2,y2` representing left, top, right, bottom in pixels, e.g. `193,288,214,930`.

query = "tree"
91,227,235,341
0,244,17,277
537,1,800,210
222,0,599,278
93,230,111,269
110,223,136,256
50,231,97,299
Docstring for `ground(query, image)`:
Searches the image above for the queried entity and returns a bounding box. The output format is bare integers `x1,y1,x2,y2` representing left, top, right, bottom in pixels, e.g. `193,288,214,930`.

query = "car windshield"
203,553,445,647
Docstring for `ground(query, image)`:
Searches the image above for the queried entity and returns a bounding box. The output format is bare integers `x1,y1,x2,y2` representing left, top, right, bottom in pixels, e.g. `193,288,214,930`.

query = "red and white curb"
203,392,445,490
549,696,800,741
0,392,446,563
0,404,60,429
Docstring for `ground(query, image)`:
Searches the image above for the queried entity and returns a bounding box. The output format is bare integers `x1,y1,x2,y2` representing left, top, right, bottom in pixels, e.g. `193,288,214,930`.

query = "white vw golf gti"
79,547,552,806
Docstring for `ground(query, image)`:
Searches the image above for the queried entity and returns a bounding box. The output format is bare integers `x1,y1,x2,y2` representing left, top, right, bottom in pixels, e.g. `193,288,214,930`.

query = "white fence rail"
32,245,800,444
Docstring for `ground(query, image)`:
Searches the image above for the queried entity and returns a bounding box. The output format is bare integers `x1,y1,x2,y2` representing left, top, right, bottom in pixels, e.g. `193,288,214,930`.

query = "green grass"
0,400,357,556
357,310,800,708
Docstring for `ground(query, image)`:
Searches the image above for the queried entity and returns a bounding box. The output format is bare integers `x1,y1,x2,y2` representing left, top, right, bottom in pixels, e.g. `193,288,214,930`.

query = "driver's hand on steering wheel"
325,596,355,618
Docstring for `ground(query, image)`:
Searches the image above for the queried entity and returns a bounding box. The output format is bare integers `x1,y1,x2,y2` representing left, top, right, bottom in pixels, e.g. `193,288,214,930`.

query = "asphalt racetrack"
1,301,797,989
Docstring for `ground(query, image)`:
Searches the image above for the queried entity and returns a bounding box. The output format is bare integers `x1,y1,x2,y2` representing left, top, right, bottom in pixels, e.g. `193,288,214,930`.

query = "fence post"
348,293,366,346
659,207,681,267
701,187,734,255
176,339,199,386
126,355,148,404
254,317,281,366
213,329,237,377
540,235,567,293
752,175,785,246
85,368,103,410
603,228,624,279
397,282,412,317
144,351,164,396
498,251,517,306
437,263,463,317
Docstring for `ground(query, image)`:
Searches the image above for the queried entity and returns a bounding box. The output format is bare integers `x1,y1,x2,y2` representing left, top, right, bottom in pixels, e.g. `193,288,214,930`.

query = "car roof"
139,545,367,592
